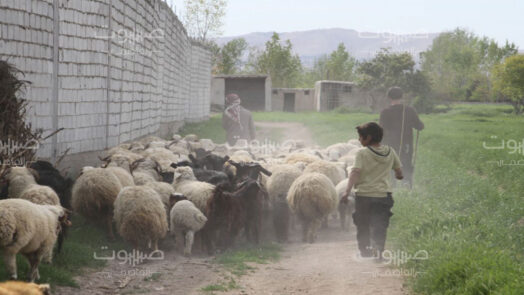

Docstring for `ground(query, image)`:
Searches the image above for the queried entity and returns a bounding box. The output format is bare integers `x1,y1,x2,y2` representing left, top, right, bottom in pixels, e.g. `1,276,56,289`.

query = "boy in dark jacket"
342,122,403,259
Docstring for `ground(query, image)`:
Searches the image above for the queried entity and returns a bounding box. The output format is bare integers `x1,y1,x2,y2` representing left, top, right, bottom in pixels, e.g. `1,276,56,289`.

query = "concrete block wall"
0,0,212,161
188,42,211,121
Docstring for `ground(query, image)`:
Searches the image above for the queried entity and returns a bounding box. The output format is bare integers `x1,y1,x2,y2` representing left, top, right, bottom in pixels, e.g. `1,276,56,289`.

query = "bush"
413,95,435,114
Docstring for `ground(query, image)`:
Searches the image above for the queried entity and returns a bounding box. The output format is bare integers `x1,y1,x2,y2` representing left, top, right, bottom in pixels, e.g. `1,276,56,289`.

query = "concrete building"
314,80,372,111
271,88,316,112
211,75,272,111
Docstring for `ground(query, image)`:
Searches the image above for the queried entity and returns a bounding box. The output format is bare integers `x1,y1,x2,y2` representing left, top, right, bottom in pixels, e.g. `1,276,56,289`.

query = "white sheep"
72,167,122,240
5,167,60,206
0,199,70,281
303,160,346,186
171,166,215,214
199,139,216,151
183,134,199,142
113,186,168,251
130,157,162,185
324,143,354,161
103,150,143,171
335,179,356,230
169,198,207,256
284,152,321,165
105,166,135,187
145,181,176,219
267,164,303,242
287,173,337,243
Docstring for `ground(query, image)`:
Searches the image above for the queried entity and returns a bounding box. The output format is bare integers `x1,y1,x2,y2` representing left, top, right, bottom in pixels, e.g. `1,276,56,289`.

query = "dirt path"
55,122,408,295
223,227,406,295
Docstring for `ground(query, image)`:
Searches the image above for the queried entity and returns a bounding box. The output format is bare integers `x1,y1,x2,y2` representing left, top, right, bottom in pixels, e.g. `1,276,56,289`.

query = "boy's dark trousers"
352,194,394,256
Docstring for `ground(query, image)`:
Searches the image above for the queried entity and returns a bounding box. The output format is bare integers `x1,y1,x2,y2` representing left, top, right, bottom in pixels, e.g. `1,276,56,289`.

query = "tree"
492,55,524,114
248,33,302,88
356,48,430,108
183,0,227,42
214,38,247,74
299,55,328,87
421,28,517,101
325,43,356,81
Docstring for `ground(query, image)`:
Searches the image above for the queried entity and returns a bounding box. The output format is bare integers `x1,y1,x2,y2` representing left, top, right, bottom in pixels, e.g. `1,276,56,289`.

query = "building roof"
315,80,356,85
272,88,314,91
213,74,268,79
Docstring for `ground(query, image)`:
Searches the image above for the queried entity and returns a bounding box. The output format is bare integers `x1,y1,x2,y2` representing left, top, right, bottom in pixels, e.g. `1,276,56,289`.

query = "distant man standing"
379,87,424,186
222,93,256,146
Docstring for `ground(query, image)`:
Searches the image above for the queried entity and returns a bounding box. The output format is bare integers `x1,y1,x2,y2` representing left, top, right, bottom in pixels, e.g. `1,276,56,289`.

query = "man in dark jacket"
379,87,424,186
222,93,256,146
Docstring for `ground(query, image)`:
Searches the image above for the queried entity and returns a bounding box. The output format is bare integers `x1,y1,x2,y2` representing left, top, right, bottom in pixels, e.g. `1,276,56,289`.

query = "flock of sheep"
0,133,362,284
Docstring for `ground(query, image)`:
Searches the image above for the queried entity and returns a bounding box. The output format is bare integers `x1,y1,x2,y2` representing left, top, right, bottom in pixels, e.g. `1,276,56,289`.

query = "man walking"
379,87,424,187
222,93,256,146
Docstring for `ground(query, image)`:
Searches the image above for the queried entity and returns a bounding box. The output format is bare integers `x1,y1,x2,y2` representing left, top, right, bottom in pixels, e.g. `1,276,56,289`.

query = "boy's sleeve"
353,149,364,170
392,148,402,169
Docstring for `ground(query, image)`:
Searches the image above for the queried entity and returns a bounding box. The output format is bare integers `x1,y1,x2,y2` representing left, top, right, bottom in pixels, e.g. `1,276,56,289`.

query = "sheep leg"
308,219,322,243
27,252,41,282
106,215,115,241
301,218,309,242
184,231,194,257
3,253,17,280
152,239,159,252
321,216,328,229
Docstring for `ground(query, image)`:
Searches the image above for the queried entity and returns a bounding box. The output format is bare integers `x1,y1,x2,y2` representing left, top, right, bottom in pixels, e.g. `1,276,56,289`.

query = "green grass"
0,214,130,288
179,114,226,143
215,243,281,276
201,277,239,293
186,103,523,294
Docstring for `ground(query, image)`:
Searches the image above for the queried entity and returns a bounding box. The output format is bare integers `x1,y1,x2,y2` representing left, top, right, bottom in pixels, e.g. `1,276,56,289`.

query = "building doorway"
283,93,295,112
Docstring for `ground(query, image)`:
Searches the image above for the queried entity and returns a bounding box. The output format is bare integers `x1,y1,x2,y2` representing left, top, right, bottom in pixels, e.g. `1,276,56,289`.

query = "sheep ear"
28,168,39,181
99,155,111,162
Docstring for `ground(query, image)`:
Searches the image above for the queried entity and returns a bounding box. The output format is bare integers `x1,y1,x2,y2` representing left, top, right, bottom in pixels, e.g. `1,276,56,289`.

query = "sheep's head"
227,160,272,181
168,193,187,209
59,208,73,228
79,166,95,176
235,178,263,198
202,154,230,171
173,166,196,183
3,167,39,182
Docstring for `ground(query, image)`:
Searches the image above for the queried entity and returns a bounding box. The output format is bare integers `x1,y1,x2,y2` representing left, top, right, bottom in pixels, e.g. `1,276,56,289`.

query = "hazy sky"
167,0,523,48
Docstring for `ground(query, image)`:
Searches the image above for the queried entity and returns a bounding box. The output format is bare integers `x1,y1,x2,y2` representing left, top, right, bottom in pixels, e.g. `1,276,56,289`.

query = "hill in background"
215,28,440,67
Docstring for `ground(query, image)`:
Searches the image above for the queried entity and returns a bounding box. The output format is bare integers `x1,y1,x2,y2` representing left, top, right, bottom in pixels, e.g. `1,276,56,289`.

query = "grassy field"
182,104,524,294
